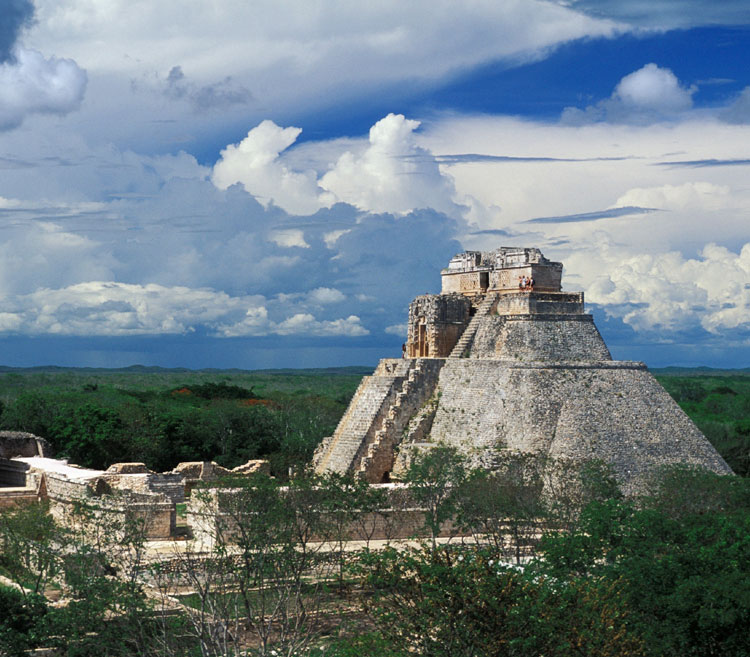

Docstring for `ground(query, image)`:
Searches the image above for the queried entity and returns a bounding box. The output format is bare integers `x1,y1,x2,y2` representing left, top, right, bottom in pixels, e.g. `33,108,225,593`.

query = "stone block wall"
493,291,583,316
426,359,732,493
488,262,562,292
406,294,472,357
187,484,457,548
470,314,612,361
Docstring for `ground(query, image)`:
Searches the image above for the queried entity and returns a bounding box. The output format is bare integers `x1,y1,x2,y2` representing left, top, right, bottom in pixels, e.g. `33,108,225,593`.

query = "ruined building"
313,247,732,493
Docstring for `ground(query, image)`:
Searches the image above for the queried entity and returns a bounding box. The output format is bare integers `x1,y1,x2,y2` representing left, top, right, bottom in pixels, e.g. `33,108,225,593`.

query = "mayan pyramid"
313,247,732,493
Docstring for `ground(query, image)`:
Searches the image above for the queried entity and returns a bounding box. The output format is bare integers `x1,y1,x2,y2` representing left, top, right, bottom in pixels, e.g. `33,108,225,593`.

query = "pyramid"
313,247,732,493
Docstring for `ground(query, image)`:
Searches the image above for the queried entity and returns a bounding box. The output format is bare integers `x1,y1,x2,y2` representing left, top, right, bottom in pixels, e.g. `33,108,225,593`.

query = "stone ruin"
313,246,733,493
0,430,270,539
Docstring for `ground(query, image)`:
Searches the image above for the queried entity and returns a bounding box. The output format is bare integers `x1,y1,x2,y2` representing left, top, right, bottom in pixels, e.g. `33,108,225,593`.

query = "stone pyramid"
313,247,732,493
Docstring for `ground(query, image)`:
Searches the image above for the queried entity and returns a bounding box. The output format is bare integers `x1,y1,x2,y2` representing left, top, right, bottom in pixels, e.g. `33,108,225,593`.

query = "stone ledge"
446,358,647,370
499,313,594,322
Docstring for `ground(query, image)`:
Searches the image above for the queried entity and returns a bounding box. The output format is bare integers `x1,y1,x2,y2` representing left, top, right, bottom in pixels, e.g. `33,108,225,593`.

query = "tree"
318,472,383,585
0,500,171,656
356,544,642,657
457,452,547,564
535,490,750,657
157,474,336,656
404,445,469,551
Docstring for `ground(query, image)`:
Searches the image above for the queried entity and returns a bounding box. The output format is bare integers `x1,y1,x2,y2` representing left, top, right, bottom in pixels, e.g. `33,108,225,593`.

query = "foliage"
153,473,341,657
355,544,642,657
535,475,750,657
0,585,48,657
403,445,469,550
656,373,750,475
0,367,363,475
0,501,180,656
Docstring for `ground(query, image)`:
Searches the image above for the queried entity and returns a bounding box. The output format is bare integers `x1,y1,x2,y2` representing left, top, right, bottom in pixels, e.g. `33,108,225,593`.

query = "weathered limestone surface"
471,315,611,361
427,360,731,493
406,294,471,358
0,431,52,459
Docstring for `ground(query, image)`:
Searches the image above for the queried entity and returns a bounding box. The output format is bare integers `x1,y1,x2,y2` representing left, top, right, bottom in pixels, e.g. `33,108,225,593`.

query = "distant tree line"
0,379,355,476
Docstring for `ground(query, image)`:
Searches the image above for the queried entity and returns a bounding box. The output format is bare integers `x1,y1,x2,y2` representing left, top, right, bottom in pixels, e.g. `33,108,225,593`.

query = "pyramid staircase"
449,293,497,358
313,360,414,475
355,359,443,482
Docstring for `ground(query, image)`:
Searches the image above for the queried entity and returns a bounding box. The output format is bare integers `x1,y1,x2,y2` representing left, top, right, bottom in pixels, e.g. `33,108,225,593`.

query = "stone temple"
313,247,732,493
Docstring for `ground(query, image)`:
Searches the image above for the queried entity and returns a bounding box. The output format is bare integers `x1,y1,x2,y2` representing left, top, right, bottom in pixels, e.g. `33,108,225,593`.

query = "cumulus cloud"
0,47,87,130
212,114,462,217
0,134,462,343
273,313,367,337
162,65,251,111
562,63,695,125
583,244,750,334
0,281,369,338
0,0,34,62
308,287,346,305
385,323,407,336
320,113,460,215
212,120,325,214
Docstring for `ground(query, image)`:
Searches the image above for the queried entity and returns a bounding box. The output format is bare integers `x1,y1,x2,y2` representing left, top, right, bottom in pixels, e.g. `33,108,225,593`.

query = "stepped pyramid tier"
313,247,733,492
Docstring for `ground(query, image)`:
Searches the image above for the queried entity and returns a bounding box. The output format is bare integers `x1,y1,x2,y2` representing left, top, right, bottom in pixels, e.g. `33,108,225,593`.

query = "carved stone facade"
314,246,733,492
405,294,471,358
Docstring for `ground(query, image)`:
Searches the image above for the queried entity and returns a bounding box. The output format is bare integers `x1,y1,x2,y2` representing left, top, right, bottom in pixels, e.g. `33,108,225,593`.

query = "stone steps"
449,293,497,358
356,359,445,482
314,361,420,474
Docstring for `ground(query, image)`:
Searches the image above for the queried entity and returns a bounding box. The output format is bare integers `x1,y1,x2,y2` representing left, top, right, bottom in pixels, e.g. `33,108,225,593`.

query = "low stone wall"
45,472,176,539
0,432,52,459
187,484,455,548
0,488,40,509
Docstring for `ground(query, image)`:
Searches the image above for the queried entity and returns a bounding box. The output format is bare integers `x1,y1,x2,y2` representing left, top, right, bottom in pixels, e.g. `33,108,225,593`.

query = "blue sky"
1,0,750,369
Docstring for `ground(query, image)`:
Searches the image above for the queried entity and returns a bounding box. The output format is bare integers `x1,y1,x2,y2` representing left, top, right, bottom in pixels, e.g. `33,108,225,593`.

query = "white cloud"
212,114,462,217
385,323,407,336
308,287,345,305
0,137,462,342
30,0,618,85
562,63,695,125
211,120,325,214
613,182,730,212
0,47,87,130
273,313,368,337
582,244,750,334
0,281,369,338
320,113,460,215
721,86,750,124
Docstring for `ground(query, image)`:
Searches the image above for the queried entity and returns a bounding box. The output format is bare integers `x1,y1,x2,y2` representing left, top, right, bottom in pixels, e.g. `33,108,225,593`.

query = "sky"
1,0,750,369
